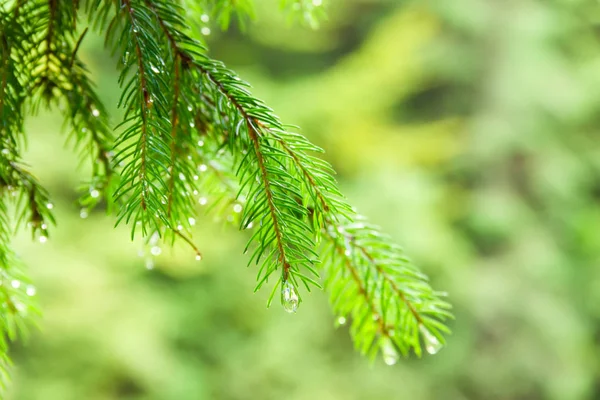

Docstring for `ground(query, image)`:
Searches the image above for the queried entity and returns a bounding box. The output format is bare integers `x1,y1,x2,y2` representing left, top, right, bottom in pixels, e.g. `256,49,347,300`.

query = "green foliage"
0,0,452,391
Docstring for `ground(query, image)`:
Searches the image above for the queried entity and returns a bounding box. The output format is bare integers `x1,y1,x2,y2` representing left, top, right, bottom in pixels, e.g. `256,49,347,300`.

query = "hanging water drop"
200,14,210,22
382,338,399,366
195,254,202,261
177,224,183,231
39,235,48,243
91,108,100,117
26,286,36,296
150,246,162,256
11,280,20,289
41,223,47,230
80,209,89,219
145,258,154,270
188,217,196,226
193,175,199,181
233,204,242,213
281,281,299,313
337,316,346,325
90,188,100,198
187,105,193,112
245,222,253,229
193,189,199,195
46,202,54,209
1,148,9,155
201,27,211,36
197,140,204,147
199,197,208,205
150,64,161,74
189,121,195,128
198,164,207,172
419,325,442,355
179,172,186,181
312,0,322,6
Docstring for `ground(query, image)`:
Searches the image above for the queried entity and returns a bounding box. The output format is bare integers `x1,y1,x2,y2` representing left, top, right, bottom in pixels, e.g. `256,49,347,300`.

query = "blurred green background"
7,0,600,398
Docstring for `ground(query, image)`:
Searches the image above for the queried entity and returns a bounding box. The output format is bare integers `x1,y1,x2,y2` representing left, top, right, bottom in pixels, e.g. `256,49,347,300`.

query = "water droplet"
193,175,199,181
41,223,47,230
281,281,299,313
382,338,399,366
344,249,351,256
1,148,9,155
91,108,100,117
90,189,100,198
189,121,195,128
200,14,210,22
187,105,193,112
337,316,346,325
199,197,207,205
312,0,322,6
150,64,161,74
419,325,442,355
188,217,196,226
197,140,204,147
198,164,207,172
233,204,242,213
246,222,253,229
201,27,211,36
145,258,154,269
195,254,202,261
46,203,54,209
150,246,162,256
193,189,199,195
11,280,20,289
178,172,186,181
80,209,89,219
26,286,36,296
39,235,47,243
133,26,139,33
177,224,183,231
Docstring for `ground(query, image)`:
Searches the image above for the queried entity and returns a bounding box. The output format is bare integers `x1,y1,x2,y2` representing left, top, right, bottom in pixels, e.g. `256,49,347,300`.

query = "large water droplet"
200,14,210,23
197,140,204,147
233,204,242,213
281,281,299,313
419,325,442,355
11,280,20,289
90,189,100,198
195,254,202,261
201,27,211,36
91,108,100,117
39,235,48,243
198,164,207,172
382,338,399,366
41,223,47,230
337,316,346,325
46,202,54,209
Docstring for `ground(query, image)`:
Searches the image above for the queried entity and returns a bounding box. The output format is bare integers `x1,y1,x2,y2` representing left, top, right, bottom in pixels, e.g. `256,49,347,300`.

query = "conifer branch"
0,0,454,384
